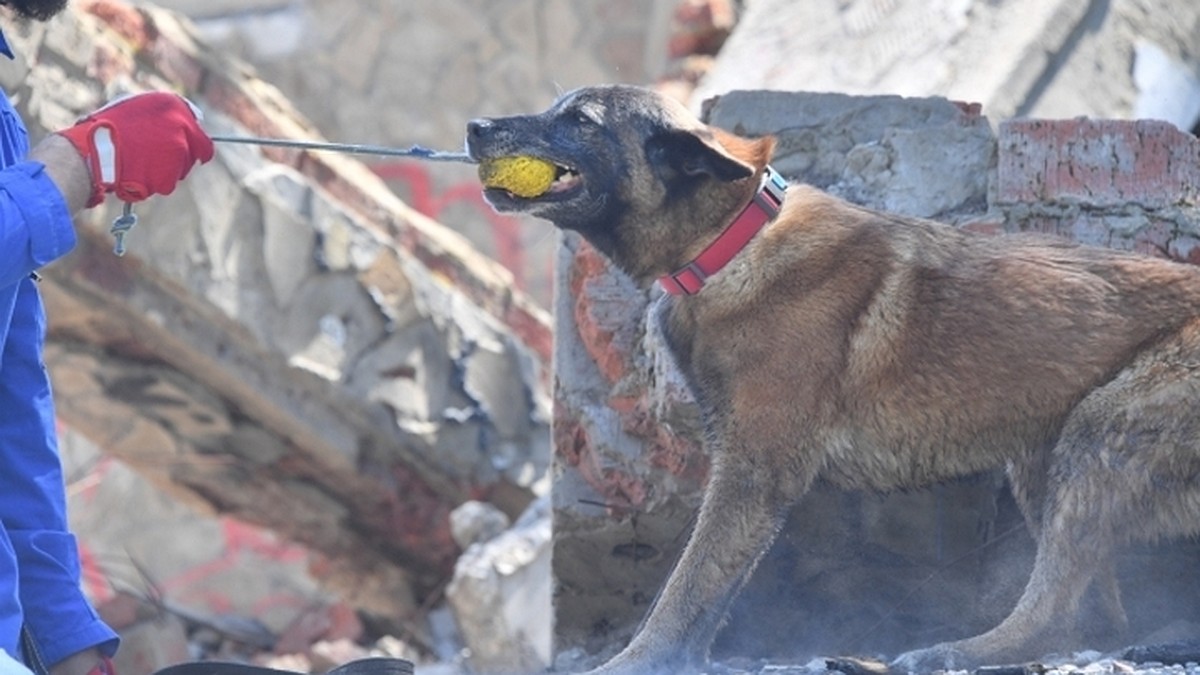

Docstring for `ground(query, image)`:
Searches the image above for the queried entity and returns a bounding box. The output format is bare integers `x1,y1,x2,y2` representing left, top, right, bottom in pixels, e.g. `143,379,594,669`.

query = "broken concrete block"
449,500,511,550
704,90,994,218
446,497,551,674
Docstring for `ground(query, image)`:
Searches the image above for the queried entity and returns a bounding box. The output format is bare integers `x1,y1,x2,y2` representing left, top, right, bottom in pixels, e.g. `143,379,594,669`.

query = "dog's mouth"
479,157,584,208
544,162,583,195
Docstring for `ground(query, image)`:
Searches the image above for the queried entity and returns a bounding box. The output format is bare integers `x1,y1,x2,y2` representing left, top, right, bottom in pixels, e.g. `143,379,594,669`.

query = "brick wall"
996,119,1200,258
552,91,1200,661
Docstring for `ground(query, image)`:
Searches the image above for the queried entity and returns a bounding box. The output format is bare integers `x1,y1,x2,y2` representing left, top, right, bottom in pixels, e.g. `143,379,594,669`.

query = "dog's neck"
657,165,788,296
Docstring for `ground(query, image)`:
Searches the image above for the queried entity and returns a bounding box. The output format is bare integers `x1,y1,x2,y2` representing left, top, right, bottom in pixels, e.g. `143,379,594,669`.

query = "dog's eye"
574,110,594,125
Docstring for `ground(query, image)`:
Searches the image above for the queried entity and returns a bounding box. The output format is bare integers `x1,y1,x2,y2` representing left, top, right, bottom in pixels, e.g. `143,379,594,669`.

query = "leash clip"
110,202,137,256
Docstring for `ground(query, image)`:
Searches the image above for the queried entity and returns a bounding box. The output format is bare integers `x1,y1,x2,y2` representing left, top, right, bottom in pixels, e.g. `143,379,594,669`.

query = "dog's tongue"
478,156,556,198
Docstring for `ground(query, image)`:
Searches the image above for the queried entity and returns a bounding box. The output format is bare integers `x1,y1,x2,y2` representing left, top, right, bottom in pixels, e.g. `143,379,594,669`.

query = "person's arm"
28,133,91,216
0,93,213,288
0,158,78,289
0,92,213,674
0,135,90,289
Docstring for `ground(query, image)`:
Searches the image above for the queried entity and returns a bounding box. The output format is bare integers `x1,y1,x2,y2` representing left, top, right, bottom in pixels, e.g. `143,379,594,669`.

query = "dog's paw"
581,662,685,675
581,650,702,675
825,655,891,675
889,643,972,674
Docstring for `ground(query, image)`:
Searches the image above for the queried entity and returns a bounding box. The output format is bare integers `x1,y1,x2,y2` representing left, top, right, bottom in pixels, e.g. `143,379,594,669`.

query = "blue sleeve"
0,160,77,287
0,160,115,663
0,283,118,665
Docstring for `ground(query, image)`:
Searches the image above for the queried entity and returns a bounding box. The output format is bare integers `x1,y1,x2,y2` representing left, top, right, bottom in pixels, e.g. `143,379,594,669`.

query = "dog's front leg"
588,452,810,674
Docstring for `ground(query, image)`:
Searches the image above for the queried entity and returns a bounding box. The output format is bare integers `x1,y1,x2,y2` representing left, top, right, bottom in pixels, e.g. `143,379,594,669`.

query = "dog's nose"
467,119,494,140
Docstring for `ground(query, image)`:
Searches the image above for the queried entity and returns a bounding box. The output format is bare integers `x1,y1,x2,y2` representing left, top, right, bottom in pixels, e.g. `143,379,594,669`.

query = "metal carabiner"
110,201,137,256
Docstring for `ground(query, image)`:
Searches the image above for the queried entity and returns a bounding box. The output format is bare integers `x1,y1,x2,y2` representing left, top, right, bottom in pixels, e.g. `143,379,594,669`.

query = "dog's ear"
645,129,757,184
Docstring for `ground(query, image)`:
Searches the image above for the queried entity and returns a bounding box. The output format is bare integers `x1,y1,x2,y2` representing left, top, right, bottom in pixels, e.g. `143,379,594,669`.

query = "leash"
208,135,474,163
107,135,474,256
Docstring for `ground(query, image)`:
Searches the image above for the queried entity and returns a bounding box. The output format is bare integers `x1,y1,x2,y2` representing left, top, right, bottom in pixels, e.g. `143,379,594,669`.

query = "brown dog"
466,85,1200,673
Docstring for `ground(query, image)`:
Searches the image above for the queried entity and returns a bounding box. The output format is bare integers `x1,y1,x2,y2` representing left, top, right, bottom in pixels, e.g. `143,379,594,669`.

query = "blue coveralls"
0,28,119,669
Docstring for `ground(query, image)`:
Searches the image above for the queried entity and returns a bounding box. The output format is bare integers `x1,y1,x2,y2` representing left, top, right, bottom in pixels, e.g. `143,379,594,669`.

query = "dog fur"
466,84,1200,673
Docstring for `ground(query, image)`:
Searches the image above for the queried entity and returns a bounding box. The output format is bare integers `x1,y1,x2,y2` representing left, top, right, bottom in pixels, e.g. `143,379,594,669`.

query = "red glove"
58,92,215,207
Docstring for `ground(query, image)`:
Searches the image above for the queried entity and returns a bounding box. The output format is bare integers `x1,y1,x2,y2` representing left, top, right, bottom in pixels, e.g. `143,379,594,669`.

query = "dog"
466,84,1200,673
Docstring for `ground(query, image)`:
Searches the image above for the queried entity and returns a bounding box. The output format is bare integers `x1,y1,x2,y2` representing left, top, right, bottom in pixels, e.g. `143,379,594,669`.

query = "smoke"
707,476,1200,665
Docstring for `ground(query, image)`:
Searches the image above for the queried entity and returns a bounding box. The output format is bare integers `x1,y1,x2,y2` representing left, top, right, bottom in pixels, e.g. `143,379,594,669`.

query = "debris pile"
14,1,554,672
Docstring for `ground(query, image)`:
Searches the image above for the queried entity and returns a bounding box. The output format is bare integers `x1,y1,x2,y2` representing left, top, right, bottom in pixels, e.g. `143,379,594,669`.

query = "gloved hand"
58,91,215,207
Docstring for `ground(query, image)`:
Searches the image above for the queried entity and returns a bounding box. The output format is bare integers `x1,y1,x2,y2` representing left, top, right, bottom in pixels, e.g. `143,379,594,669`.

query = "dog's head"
466,85,775,284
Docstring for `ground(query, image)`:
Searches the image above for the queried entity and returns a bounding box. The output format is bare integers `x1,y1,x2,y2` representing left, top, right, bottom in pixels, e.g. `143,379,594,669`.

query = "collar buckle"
661,261,708,296
754,165,787,215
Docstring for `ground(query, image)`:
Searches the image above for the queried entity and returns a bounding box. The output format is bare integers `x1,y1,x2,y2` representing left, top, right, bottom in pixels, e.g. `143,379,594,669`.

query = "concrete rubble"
0,0,557,664
695,0,1200,128
703,91,995,219
446,498,552,674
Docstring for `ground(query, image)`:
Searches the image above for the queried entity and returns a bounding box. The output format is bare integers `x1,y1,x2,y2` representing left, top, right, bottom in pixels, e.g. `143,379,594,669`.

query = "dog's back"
664,185,1200,488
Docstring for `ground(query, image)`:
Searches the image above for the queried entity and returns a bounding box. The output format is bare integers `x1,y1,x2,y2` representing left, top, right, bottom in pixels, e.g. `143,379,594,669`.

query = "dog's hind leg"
896,320,1200,671
1089,559,1129,637
1007,454,1129,640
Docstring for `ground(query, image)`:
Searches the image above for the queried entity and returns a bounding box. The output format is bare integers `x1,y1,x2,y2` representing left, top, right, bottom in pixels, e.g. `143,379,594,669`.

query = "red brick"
552,406,648,512
669,0,736,57
951,101,984,120
569,243,644,385
147,31,208,94
997,119,1200,209
88,41,136,87
1007,211,1197,260
958,215,1005,236
80,0,150,51
1169,234,1200,265
598,465,648,511
1131,220,1173,258
553,407,591,469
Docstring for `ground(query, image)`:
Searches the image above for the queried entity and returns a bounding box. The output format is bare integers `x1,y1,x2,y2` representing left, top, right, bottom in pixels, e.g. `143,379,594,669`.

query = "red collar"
658,166,788,296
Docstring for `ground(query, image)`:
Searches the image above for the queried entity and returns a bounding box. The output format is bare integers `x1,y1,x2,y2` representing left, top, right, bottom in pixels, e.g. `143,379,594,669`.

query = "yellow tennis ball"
479,156,557,198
